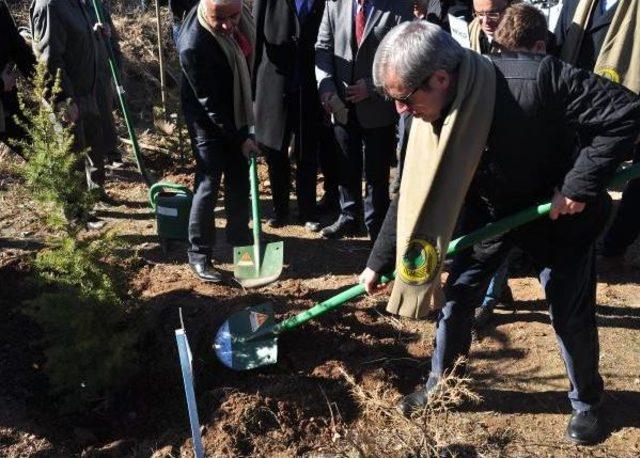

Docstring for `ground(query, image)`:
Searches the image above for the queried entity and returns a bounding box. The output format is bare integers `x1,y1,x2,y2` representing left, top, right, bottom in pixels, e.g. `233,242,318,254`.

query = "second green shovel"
233,153,283,288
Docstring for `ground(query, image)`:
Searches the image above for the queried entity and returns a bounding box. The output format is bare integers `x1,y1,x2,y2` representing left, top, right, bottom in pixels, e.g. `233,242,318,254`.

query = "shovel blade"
233,241,283,288
213,303,278,371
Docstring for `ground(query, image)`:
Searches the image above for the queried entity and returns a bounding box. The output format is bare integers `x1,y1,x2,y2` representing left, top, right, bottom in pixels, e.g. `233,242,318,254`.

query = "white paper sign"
449,14,471,49
157,206,178,217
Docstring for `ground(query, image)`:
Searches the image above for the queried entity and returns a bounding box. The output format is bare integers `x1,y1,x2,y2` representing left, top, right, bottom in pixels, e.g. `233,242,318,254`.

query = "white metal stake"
175,322,204,458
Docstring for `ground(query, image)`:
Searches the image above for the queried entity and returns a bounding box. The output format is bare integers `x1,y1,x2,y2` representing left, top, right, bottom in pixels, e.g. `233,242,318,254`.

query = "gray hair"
373,21,464,93
206,0,242,5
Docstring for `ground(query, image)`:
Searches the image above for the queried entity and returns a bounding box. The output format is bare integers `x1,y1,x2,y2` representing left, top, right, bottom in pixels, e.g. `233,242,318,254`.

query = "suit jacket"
30,0,98,111
554,0,618,71
315,0,413,129
253,0,325,151
177,8,250,152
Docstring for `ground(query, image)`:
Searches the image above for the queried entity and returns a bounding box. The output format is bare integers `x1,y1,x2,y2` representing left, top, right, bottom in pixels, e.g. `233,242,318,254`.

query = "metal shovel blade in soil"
233,241,283,288
233,153,283,288
213,303,278,370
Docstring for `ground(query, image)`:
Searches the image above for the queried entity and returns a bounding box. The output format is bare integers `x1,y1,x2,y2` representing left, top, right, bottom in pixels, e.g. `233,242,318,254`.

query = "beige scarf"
386,50,496,319
469,18,484,53
197,1,255,130
560,0,640,93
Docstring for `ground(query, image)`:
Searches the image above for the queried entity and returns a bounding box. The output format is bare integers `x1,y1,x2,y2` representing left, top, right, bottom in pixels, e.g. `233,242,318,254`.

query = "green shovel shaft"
274,163,640,334
249,153,262,272
91,0,153,187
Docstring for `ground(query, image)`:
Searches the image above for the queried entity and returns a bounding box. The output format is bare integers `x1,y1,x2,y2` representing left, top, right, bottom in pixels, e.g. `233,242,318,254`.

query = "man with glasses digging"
359,20,640,445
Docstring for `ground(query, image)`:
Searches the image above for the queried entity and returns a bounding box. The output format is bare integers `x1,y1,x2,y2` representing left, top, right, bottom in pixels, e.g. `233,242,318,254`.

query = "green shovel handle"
274,163,640,334
249,153,262,247
148,182,193,210
91,0,154,187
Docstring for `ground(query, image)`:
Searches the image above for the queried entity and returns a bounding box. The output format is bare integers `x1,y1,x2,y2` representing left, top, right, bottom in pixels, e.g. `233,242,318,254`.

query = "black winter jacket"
177,8,251,152
367,53,640,274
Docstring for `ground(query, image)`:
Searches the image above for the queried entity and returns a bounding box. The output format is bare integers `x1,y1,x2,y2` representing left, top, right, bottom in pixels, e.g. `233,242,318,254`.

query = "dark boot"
566,410,606,445
189,261,223,283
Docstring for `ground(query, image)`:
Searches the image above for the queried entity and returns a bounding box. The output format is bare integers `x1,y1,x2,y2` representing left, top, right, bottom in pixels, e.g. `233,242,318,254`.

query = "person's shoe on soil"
565,409,606,445
267,214,289,228
395,379,440,417
298,213,321,232
98,191,118,206
498,284,514,309
189,261,223,283
105,150,124,168
320,218,359,239
85,217,106,231
304,221,321,232
473,303,495,330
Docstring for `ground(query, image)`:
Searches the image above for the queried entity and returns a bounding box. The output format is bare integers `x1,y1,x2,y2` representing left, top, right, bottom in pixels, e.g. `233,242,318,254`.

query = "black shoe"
566,410,606,445
267,215,289,228
86,217,106,231
98,192,119,206
473,304,495,330
320,219,359,239
189,262,223,283
396,384,436,417
304,221,321,232
498,284,514,308
298,214,321,232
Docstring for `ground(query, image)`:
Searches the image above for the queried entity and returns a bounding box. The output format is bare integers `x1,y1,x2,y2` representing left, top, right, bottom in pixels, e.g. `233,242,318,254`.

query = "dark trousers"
186,116,249,264
333,115,395,240
428,196,610,411
602,146,640,256
390,112,413,194
318,120,340,198
263,90,318,220
0,92,28,159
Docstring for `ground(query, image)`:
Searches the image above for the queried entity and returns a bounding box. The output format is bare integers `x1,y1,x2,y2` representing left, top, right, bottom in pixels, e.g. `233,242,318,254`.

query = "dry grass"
335,358,484,457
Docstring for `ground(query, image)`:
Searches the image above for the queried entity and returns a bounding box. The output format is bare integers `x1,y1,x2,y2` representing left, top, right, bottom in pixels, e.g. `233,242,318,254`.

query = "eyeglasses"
473,7,506,21
388,75,432,105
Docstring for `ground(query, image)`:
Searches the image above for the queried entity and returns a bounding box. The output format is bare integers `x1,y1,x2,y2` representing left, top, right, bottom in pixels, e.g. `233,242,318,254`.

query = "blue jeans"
427,197,610,412
481,256,510,311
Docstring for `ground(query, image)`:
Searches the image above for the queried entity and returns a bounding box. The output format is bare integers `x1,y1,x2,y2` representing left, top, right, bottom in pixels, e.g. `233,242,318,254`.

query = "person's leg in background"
362,123,395,242
222,148,251,247
292,89,319,229
317,118,340,214
322,113,364,238
390,112,412,196
263,97,294,227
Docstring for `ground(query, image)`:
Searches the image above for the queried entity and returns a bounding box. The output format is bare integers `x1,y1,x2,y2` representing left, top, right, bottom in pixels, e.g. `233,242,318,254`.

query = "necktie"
296,0,309,22
233,30,252,58
355,0,367,47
